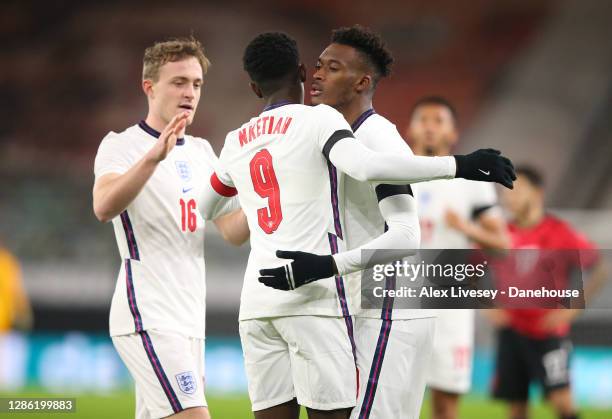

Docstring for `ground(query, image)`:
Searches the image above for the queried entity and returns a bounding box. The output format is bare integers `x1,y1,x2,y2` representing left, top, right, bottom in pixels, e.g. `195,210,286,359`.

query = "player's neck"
264,86,303,109
144,113,186,138
338,97,373,128
414,145,451,157
144,113,167,134
517,205,544,228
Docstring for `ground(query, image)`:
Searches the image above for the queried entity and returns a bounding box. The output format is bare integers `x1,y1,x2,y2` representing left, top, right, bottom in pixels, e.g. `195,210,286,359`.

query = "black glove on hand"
454,149,516,189
258,250,335,290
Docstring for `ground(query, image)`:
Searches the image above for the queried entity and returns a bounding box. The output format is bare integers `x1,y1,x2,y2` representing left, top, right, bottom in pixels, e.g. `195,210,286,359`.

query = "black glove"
454,149,516,189
258,250,336,290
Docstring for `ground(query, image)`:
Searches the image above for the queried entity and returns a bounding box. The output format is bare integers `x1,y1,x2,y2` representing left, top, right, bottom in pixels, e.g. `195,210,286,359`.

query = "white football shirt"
415,178,499,249
213,103,354,320
94,121,237,338
415,174,496,390
342,111,436,320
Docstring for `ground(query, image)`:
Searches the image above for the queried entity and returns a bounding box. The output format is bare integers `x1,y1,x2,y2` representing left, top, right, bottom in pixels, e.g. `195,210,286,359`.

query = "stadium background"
1,0,611,417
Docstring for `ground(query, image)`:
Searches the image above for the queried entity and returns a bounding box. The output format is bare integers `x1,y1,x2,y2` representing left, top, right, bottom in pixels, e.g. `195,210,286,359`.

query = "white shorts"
350,317,434,419
427,309,474,394
112,330,206,419
239,316,358,411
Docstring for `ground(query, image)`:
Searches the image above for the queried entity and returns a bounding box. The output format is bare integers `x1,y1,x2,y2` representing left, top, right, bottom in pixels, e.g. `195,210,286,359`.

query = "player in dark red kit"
486,166,606,419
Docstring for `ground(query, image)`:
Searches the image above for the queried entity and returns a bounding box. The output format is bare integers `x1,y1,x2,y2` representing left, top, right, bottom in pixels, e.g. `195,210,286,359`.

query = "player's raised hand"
258,250,336,290
454,149,516,189
148,112,189,163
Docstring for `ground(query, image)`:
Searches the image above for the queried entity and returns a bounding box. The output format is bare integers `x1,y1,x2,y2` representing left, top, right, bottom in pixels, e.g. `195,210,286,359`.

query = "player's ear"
250,81,263,99
404,125,415,148
142,79,154,98
355,74,372,94
534,185,545,202
298,63,307,82
448,124,459,148
448,128,458,146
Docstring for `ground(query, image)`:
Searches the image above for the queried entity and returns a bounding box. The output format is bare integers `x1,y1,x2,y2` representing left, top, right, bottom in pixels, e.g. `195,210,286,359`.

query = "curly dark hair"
331,25,393,82
243,32,300,93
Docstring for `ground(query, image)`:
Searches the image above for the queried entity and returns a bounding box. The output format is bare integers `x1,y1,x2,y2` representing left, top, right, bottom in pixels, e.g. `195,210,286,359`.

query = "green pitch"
1,390,610,418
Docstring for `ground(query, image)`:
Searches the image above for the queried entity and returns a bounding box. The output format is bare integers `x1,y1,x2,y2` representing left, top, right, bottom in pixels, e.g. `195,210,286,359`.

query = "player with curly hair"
201,30,514,419
310,25,435,419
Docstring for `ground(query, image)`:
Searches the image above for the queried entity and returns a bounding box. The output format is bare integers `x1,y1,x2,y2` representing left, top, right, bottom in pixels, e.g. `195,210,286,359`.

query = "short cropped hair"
411,96,458,123
143,36,210,81
243,32,300,92
516,165,545,188
331,25,393,84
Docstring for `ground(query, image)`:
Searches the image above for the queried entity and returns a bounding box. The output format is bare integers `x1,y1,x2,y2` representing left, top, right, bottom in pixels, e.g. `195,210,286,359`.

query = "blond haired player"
93,37,248,419
407,96,510,419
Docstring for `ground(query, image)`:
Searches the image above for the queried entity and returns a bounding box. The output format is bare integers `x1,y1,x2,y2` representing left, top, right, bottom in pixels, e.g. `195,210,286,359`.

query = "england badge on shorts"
175,161,192,182
175,371,197,395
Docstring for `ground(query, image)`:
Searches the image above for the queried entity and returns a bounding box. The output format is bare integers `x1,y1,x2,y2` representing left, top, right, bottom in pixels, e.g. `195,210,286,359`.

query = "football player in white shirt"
312,26,441,419
259,25,514,419
407,96,510,419
92,37,249,419
310,26,434,419
202,32,514,419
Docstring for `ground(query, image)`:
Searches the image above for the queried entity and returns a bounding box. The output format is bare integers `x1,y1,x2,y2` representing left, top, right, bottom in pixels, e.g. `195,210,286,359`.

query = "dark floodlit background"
1,1,611,417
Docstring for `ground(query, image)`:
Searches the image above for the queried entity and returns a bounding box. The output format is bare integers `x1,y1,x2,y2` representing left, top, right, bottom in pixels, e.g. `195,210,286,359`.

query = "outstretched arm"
332,188,420,276
327,135,515,188
200,172,238,220
445,209,510,250
259,188,420,290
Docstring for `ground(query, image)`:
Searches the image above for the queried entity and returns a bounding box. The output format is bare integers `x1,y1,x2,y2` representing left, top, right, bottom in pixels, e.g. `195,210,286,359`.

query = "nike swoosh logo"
478,169,490,176
182,187,193,193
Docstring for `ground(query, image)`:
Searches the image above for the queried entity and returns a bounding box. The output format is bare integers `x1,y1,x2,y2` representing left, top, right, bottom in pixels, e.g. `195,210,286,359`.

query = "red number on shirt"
249,149,282,234
180,198,197,232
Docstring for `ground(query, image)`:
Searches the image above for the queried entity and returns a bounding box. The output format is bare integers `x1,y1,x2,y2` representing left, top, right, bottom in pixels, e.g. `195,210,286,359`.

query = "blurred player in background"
407,96,510,419
0,240,33,333
92,37,248,419
0,239,33,387
203,32,514,419
487,166,606,419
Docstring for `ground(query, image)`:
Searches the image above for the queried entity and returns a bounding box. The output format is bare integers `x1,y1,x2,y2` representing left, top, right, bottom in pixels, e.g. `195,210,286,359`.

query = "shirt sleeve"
359,119,416,195
332,194,420,276
200,134,239,220
311,104,354,155
331,121,421,276
201,137,236,191
328,136,456,184
311,104,456,184
470,181,501,220
213,136,237,189
94,132,133,179
562,223,600,269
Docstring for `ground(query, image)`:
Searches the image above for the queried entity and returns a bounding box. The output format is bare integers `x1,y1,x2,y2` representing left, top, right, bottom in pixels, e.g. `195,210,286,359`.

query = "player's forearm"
333,228,418,276
333,195,421,276
328,139,455,184
93,154,159,222
214,209,250,246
